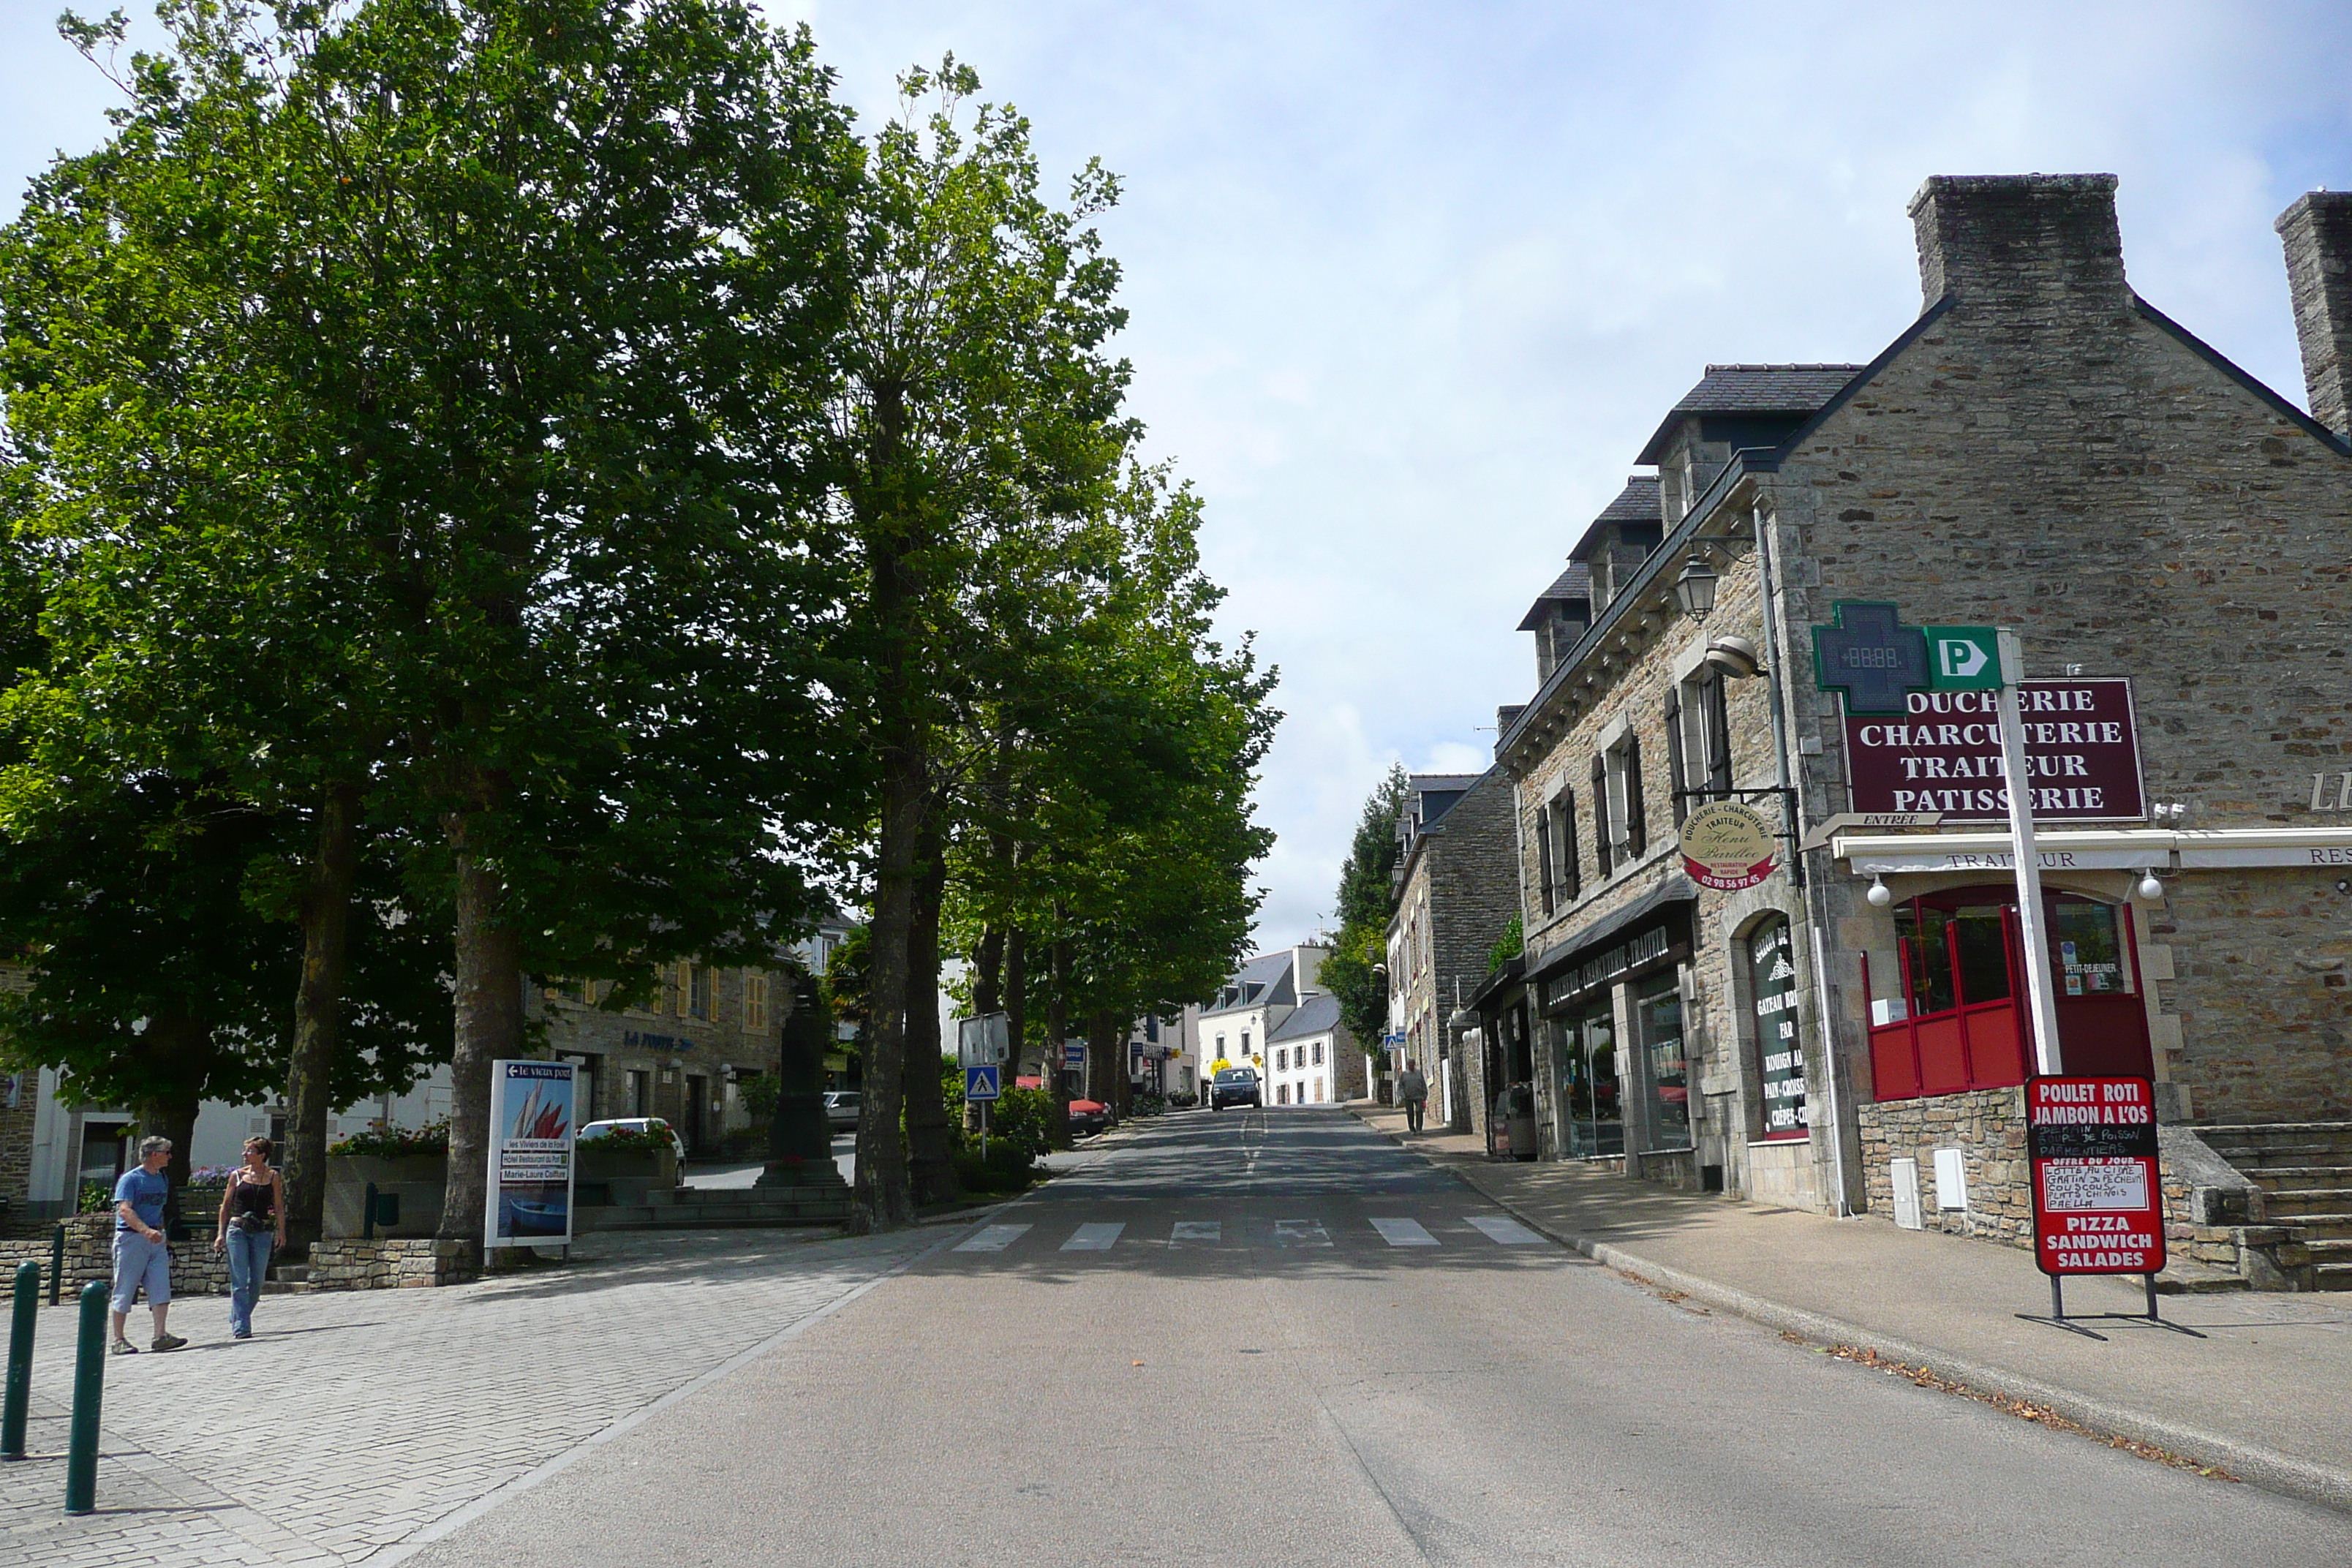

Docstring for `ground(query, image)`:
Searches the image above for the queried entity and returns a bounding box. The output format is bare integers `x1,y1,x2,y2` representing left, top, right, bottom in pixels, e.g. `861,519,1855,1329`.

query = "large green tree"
1,0,863,1248
823,60,1132,1229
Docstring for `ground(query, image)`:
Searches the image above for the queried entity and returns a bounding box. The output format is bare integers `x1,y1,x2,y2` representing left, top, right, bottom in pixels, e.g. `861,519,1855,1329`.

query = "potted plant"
325,1120,450,1236
576,1120,679,1205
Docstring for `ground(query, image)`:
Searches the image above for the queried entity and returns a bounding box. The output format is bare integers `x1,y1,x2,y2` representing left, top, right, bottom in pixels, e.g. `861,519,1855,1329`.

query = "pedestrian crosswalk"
949,1214,1555,1256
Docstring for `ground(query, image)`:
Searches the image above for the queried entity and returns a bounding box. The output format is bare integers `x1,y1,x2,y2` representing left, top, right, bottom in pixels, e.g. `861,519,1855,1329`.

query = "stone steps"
2200,1123,2352,1292
2256,1185,2352,1215
575,1184,848,1232
263,1263,317,1295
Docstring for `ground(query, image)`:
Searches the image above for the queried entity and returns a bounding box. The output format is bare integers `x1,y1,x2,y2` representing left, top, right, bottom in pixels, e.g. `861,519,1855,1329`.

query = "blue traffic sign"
965,1064,1001,1101
1063,1044,1087,1069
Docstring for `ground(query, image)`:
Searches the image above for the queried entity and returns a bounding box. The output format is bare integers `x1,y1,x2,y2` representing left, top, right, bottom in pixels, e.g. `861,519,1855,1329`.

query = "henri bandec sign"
1844,679,2145,821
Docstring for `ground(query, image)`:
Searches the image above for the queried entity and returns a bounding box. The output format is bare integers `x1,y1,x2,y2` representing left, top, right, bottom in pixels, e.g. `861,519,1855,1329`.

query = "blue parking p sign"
964,1064,1001,1102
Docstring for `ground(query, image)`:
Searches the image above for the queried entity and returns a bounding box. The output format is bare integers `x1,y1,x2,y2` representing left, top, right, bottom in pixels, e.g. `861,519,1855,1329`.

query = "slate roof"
1515,560,1593,631
1268,991,1342,1042
1635,364,1864,463
1566,475,1667,566
1205,950,1296,1015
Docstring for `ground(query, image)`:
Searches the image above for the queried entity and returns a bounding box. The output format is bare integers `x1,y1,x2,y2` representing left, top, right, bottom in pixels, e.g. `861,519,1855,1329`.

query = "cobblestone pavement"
0,1221,962,1567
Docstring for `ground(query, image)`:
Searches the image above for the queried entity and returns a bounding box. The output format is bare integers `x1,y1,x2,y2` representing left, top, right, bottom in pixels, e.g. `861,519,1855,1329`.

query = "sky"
6,1,2351,958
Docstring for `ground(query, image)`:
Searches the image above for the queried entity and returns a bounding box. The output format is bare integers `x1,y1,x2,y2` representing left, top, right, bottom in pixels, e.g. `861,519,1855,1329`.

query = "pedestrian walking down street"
1398,1062,1429,1134
215,1137,285,1341
111,1136,186,1355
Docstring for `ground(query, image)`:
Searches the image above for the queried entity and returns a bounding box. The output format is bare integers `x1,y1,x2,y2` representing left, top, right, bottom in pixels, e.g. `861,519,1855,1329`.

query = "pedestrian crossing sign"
965,1064,1001,1101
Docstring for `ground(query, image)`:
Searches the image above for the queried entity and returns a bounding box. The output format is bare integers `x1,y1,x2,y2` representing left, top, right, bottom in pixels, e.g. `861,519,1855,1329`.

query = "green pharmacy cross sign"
1812,603,2002,713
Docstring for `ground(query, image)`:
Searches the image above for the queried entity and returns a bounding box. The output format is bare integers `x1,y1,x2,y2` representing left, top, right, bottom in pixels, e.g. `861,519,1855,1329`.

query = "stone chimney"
1907,174,2127,312
2275,191,2352,440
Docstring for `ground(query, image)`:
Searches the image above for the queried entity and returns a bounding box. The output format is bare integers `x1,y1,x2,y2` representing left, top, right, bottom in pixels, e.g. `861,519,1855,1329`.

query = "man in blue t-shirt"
110,1137,186,1354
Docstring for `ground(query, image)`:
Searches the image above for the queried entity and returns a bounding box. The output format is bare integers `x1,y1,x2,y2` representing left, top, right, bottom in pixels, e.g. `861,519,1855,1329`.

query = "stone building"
535,957,789,1157
1383,770,1519,1139
1196,944,1333,1093
1493,174,2352,1284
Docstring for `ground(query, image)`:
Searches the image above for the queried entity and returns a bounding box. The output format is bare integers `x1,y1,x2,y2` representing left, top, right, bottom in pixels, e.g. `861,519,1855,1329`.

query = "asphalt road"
413,1107,2351,1566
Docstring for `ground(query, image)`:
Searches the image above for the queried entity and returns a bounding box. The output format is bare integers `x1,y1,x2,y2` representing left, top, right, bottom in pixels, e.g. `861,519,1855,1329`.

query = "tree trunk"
1003,926,1027,1079
133,1043,202,1242
972,924,1005,1018
853,497,924,1233
1087,1009,1121,1115
903,823,960,1206
282,780,361,1255
1045,935,1072,1150
438,805,523,1256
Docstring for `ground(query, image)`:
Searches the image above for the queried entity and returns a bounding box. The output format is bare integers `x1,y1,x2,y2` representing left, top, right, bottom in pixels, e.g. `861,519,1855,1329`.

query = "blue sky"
7,2,2351,954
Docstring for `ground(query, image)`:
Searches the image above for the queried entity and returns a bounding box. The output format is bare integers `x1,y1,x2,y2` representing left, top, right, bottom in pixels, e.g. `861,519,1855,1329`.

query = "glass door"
1557,1002,1621,1157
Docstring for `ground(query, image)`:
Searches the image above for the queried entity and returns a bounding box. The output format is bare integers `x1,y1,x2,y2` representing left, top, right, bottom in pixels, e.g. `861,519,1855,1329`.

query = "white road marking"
1466,1214,1547,1245
952,1224,1031,1254
1169,1221,1221,1245
1274,1219,1330,1248
1062,1222,1126,1251
1369,1217,1439,1247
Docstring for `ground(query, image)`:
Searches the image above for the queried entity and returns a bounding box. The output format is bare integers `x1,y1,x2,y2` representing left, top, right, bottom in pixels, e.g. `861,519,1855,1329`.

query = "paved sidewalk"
1352,1104,2352,1513
1,1222,962,1566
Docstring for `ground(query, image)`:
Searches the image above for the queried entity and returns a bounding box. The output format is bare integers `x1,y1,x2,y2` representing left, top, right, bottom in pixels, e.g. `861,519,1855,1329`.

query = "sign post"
2017,1075,2201,1338
963,1063,1000,1162
485,1060,576,1253
1991,630,2064,1076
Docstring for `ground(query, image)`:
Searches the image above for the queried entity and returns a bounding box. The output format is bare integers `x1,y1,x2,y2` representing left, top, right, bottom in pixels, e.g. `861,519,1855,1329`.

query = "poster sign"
1844,679,2145,821
2026,1075,2163,1277
486,1059,576,1250
1678,801,1777,891
1747,917,1806,1140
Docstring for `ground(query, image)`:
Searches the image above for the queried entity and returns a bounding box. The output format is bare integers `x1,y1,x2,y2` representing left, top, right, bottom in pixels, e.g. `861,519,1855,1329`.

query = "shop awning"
1463,954,1524,1013
1523,875,1700,987
1832,825,2352,875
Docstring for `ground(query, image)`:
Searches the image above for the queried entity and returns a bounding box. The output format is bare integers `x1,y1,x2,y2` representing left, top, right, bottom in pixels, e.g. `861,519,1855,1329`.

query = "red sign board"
1844,679,2144,821
2025,1076,2165,1278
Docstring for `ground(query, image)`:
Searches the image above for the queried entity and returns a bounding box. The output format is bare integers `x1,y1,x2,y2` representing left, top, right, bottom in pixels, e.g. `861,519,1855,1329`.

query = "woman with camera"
214,1136,287,1340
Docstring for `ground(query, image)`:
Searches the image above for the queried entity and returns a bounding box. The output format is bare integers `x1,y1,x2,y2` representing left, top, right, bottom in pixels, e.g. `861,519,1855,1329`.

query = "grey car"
823,1090,861,1133
1210,1067,1260,1111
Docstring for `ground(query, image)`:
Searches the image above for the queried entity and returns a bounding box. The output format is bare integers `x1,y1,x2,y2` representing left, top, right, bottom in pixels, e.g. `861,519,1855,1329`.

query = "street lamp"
1671,552,1719,619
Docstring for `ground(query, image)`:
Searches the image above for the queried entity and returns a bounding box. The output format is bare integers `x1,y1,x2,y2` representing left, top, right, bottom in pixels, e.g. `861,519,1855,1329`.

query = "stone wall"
0,1213,231,1297
1858,1090,2318,1286
1403,769,1523,1138
1856,1087,2032,1246
309,1237,478,1290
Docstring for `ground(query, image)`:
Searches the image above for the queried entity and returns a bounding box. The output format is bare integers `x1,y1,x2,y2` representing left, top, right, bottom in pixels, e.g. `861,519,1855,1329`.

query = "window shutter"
1535,806,1556,917
1664,687,1688,826
1561,788,1582,901
1624,737,1646,859
1591,754,1613,878
1705,674,1734,792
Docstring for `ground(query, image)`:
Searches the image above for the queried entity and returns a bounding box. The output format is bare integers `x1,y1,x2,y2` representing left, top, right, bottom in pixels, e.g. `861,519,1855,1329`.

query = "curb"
1348,1105,2352,1516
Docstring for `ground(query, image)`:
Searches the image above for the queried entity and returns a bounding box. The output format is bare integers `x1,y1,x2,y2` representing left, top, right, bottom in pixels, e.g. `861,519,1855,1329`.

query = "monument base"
755,1158,849,1192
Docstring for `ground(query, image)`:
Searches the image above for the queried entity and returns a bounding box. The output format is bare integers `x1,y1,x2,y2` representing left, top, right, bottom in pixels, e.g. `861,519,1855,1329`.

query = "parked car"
1210,1067,1260,1111
823,1091,861,1133
576,1117,687,1163
1068,1098,1112,1136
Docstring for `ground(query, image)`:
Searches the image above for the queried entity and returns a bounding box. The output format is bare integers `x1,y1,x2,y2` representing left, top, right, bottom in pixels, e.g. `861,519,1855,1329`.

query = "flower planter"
325,1154,448,1237
574,1144,677,1207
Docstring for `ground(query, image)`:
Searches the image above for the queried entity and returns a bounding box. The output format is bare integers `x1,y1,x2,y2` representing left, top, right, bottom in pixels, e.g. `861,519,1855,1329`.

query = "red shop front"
1864,884,2153,1100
